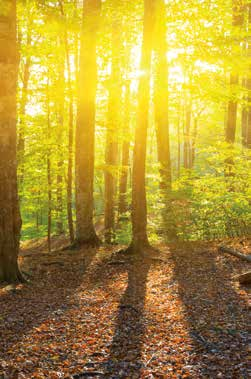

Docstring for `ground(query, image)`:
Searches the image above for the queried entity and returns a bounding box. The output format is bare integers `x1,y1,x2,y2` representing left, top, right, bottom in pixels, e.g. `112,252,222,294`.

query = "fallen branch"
72,372,104,378
219,245,251,263
107,260,126,265
233,271,251,285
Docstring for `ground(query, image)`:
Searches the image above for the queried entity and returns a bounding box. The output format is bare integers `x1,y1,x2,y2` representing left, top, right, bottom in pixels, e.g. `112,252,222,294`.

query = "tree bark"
104,20,121,244
75,0,101,246
0,0,23,283
46,79,52,253
225,1,244,181
184,101,192,169
128,0,156,253
245,3,251,148
59,0,74,243
226,0,244,144
154,0,171,190
56,37,65,236
118,82,131,215
17,26,32,187
219,245,251,262
226,74,239,144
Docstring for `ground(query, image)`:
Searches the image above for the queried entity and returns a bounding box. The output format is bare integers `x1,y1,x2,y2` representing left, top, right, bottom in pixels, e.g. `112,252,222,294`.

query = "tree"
242,1,251,148
55,36,65,235
104,19,122,244
226,0,244,144
17,14,32,187
154,0,171,190
0,0,23,282
126,0,156,253
118,81,131,215
75,0,101,246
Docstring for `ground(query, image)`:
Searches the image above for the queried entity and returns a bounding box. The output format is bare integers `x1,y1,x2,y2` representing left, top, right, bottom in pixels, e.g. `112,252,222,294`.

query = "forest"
0,0,250,378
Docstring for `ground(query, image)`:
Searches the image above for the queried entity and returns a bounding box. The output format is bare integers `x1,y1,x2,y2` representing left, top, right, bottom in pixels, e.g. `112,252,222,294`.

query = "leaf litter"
0,238,250,378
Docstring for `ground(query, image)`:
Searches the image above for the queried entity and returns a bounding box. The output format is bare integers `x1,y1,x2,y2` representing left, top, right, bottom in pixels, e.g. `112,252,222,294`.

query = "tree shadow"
0,247,98,371
103,257,151,378
170,242,249,378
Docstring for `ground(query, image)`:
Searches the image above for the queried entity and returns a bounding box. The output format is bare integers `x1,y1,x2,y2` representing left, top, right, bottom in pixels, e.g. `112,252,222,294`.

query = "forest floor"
0,237,250,379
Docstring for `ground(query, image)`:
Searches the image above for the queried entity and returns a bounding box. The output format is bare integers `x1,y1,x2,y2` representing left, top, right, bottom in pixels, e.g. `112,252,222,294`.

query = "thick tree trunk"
104,21,121,244
154,0,171,190
128,0,156,253
0,1,23,283
118,82,131,215
75,0,101,246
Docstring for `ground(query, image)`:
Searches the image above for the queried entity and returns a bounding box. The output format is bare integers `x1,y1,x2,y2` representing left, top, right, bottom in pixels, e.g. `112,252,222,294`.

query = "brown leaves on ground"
0,239,250,378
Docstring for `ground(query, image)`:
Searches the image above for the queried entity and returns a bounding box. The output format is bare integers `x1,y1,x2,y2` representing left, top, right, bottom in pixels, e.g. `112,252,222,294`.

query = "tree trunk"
128,0,156,253
225,1,244,180
47,80,52,253
177,100,181,178
184,101,192,169
0,1,23,283
17,27,31,187
118,82,131,215
226,74,239,144
154,0,171,190
191,117,198,167
246,3,251,148
104,20,121,244
56,38,65,236
75,0,101,246
226,0,244,144
59,0,74,243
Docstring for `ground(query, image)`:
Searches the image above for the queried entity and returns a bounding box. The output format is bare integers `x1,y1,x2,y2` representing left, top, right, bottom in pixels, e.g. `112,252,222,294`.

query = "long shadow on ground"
0,247,97,376
103,257,151,379
170,243,249,378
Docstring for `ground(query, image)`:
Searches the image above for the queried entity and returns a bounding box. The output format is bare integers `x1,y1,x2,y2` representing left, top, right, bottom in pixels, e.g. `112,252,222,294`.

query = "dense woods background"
0,1,250,377
14,0,251,251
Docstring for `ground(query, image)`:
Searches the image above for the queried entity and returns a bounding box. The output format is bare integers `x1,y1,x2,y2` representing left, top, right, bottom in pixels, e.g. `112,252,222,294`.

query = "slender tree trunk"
226,73,239,144
67,95,74,243
225,1,244,179
184,101,192,169
118,82,131,215
0,0,23,283
226,0,244,144
47,80,52,252
127,0,156,253
75,0,101,246
59,0,74,243
177,100,181,178
242,84,248,145
17,28,31,187
104,20,121,244
246,3,251,148
191,117,198,167
154,0,171,190
56,39,65,235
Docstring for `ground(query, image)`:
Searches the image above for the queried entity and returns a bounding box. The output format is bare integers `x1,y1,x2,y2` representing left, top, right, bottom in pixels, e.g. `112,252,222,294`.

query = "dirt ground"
0,238,250,378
